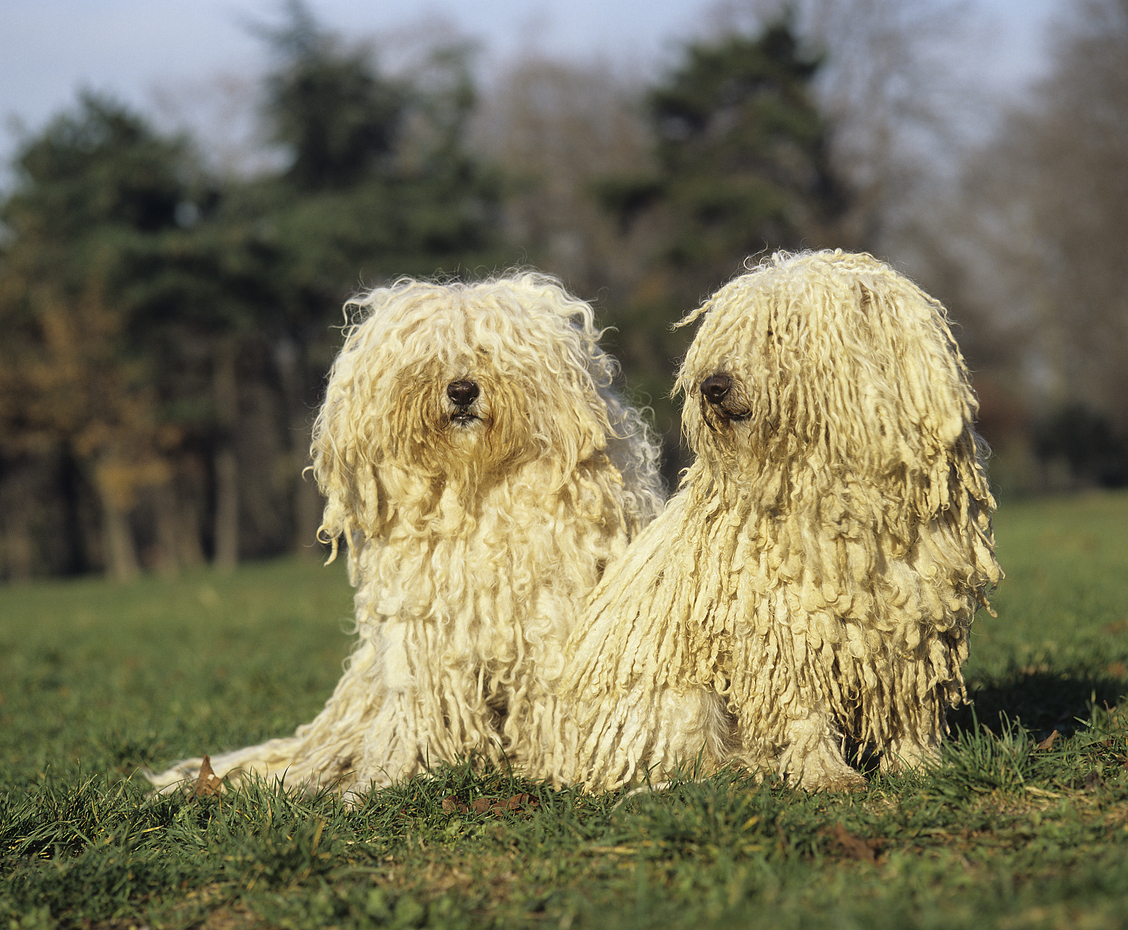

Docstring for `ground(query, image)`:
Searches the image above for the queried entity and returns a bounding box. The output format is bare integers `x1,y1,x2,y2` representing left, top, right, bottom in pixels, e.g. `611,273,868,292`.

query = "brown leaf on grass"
491,793,538,815
1036,730,1060,751
443,794,539,817
193,755,224,798
820,823,884,862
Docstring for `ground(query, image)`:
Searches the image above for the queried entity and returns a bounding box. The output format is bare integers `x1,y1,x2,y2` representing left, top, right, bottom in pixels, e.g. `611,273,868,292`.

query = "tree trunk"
99,488,140,581
294,469,325,559
152,478,206,574
0,510,34,582
212,446,240,569
92,452,142,581
0,460,35,581
275,336,326,558
212,343,240,570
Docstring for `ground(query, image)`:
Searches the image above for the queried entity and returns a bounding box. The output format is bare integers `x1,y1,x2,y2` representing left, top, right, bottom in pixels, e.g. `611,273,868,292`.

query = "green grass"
2,493,1127,929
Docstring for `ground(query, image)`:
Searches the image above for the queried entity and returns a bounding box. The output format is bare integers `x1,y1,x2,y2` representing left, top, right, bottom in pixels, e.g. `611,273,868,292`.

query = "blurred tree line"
0,0,1125,580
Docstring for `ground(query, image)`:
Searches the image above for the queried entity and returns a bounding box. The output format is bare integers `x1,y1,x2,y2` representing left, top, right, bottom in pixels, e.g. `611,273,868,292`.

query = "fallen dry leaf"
193,755,224,798
442,793,539,818
1036,730,1060,751
491,793,538,815
820,823,883,862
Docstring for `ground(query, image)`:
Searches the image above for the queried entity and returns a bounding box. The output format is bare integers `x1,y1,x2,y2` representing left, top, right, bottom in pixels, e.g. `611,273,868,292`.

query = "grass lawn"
1,492,1126,929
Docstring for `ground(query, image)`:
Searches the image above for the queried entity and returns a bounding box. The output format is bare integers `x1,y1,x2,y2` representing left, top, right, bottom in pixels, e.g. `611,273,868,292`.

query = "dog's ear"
308,326,390,559
852,279,979,470
484,284,620,477
310,394,367,560
522,304,663,518
516,372,609,476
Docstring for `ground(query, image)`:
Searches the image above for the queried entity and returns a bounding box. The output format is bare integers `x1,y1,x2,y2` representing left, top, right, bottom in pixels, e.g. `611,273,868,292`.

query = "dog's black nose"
447,379,480,406
701,374,732,405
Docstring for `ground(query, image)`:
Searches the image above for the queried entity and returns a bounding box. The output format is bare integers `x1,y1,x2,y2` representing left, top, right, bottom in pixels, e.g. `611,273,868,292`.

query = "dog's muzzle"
701,373,750,422
447,379,481,424
701,374,732,405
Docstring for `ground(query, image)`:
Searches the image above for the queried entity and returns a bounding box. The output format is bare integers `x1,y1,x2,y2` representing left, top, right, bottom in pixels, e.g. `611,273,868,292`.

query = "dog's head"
674,250,982,500
310,273,655,546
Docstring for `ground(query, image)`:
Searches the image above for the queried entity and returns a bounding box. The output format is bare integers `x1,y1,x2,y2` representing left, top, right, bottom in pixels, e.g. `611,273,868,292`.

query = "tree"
702,0,984,252
1017,0,1128,428
243,3,515,551
614,18,849,288
0,95,213,579
590,17,852,471
946,0,1128,487
470,56,652,297
257,0,406,191
0,5,521,579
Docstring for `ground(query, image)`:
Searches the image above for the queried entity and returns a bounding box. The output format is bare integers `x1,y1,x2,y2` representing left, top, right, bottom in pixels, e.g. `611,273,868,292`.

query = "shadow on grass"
952,665,1127,740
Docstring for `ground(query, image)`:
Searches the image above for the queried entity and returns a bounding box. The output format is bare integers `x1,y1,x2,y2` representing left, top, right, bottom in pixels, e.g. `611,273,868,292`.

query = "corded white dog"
539,250,1000,791
149,273,664,798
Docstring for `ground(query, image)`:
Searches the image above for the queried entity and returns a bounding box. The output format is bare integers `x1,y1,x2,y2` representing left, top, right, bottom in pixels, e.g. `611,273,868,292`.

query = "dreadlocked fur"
148,273,664,799
538,250,1000,791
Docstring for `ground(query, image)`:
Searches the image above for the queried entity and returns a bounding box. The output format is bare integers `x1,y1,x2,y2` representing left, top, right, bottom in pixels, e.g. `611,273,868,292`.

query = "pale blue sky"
1,0,1059,179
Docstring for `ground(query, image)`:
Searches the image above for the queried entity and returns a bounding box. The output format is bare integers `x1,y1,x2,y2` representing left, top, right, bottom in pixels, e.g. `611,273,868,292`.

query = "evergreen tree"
242,2,514,551
607,17,849,299
598,18,853,474
0,94,217,577
259,0,406,191
0,5,517,578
